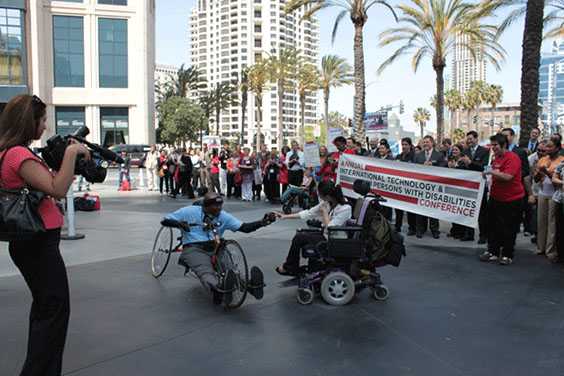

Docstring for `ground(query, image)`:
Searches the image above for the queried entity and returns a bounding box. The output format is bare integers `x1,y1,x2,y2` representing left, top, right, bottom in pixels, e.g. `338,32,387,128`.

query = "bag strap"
357,197,375,225
0,146,46,190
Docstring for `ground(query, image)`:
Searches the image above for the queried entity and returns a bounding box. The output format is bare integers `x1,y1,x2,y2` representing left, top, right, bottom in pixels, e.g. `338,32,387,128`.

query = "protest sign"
337,154,486,228
327,128,343,152
304,142,321,167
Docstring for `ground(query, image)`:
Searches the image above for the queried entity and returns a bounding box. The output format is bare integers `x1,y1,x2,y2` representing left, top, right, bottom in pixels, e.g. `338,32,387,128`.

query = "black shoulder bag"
0,147,46,241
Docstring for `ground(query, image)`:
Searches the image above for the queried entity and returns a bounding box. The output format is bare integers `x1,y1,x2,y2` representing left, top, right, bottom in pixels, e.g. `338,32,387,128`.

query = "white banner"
337,154,486,228
304,142,321,167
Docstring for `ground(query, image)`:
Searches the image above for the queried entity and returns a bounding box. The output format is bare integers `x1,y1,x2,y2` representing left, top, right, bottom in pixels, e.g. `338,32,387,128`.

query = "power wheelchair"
289,179,405,306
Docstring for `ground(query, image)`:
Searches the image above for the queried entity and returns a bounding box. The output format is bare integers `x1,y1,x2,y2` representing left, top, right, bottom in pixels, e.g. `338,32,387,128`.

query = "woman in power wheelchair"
275,180,405,305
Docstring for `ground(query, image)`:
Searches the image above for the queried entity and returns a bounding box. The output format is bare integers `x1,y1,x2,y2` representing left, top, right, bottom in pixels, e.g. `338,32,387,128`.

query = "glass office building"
539,40,564,133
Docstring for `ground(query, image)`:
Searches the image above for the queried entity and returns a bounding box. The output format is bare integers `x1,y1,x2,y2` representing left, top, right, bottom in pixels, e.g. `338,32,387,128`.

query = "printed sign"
364,111,388,131
304,142,321,167
327,127,343,153
337,154,486,228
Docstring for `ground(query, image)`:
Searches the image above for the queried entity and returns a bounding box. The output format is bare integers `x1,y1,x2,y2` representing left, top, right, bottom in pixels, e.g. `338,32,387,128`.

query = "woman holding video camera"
0,95,90,376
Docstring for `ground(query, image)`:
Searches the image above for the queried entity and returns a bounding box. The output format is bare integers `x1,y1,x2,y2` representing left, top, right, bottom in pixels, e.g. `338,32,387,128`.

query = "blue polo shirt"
165,205,242,244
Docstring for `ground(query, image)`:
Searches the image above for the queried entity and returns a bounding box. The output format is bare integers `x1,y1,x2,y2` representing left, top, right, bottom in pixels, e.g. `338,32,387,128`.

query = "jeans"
9,229,69,376
118,170,130,188
487,198,523,259
281,186,308,206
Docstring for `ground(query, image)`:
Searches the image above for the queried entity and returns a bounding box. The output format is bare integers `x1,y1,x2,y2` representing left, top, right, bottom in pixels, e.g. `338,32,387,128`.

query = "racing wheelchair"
150,218,250,310
289,180,406,306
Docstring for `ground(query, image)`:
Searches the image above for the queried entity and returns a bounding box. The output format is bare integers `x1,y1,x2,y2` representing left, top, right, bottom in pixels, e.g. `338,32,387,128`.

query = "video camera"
40,126,124,183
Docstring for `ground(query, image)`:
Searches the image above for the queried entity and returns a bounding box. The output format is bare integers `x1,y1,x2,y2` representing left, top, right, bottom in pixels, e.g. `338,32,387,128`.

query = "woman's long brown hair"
0,95,47,150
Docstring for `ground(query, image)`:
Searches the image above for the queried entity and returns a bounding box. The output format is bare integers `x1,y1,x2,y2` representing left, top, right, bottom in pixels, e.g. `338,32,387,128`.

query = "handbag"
0,147,46,241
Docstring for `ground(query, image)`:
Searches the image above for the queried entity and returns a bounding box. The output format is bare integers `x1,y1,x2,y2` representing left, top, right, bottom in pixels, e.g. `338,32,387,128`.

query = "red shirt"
210,156,220,174
0,146,64,229
490,151,525,202
344,148,356,155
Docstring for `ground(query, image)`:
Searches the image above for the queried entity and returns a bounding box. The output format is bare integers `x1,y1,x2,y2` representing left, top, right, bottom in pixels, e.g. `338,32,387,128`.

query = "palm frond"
332,10,348,44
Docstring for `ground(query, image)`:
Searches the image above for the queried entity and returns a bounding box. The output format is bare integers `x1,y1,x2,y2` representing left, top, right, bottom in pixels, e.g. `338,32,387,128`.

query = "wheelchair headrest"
353,179,371,196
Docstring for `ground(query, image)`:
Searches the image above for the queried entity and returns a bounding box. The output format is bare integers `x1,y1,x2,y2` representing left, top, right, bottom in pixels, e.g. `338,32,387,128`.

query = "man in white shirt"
286,141,305,187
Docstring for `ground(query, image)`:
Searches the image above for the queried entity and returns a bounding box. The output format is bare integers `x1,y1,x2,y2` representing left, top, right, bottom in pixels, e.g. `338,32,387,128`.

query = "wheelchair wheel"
297,288,314,305
217,240,249,309
151,226,174,278
320,272,355,306
372,285,389,301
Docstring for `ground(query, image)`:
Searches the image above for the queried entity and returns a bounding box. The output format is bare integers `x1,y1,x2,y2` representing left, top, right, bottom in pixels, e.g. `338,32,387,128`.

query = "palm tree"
285,0,397,142
485,84,504,133
198,91,215,146
239,68,249,146
319,55,353,133
248,60,269,152
468,80,488,130
413,107,431,140
266,48,299,149
444,89,463,135
486,0,544,144
463,89,479,130
378,0,505,143
213,82,239,136
173,64,206,97
296,63,320,146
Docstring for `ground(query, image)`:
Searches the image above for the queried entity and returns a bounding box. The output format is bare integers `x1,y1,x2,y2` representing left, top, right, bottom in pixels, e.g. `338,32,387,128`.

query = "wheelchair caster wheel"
297,288,314,305
321,272,355,306
372,285,389,301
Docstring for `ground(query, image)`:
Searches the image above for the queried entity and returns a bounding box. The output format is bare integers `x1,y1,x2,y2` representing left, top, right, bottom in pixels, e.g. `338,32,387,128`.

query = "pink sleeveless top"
0,146,64,229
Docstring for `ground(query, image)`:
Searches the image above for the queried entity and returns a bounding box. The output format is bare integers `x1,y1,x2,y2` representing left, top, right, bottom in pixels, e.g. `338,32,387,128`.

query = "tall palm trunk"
241,97,247,146
299,93,306,146
277,83,284,150
353,22,366,142
490,106,495,134
419,121,424,140
519,0,544,145
433,62,445,143
324,87,330,131
467,110,471,131
256,98,263,152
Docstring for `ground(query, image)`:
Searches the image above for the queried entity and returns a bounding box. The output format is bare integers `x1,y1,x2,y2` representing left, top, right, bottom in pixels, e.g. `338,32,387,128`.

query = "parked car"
109,144,150,167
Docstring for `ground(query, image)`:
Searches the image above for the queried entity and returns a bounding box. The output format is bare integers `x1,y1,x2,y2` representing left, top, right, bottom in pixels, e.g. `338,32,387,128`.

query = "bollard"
61,185,85,240
138,167,145,189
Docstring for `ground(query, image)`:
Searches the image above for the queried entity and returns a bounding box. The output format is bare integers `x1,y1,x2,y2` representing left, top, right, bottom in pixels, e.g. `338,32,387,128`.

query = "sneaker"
247,266,265,300
479,251,498,262
499,256,513,265
222,270,237,306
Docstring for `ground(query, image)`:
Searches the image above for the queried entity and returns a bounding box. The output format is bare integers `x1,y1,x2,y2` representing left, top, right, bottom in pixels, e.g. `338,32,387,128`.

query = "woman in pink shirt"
0,95,90,375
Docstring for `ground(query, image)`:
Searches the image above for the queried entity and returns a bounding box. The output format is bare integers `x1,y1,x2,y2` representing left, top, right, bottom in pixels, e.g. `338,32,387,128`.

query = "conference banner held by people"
337,154,486,228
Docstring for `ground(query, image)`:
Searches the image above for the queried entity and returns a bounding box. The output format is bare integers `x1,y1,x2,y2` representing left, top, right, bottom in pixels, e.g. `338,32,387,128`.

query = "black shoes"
432,232,440,239
248,266,265,300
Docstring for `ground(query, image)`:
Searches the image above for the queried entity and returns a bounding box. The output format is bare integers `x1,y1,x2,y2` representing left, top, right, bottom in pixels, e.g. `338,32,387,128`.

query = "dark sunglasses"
31,95,45,106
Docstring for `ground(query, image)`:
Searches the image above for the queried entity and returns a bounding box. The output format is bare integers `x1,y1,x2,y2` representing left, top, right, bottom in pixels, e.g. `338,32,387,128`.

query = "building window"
101,107,129,147
53,16,84,87
98,0,127,5
56,107,85,136
98,18,128,88
0,8,24,85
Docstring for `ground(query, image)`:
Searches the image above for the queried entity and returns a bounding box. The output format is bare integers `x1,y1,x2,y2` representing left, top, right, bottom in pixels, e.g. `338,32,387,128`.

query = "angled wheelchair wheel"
217,240,249,309
320,272,355,306
151,226,174,278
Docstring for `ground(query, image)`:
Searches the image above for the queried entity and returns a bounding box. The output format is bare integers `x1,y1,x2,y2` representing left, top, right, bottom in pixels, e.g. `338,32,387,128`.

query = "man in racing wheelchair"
161,192,276,305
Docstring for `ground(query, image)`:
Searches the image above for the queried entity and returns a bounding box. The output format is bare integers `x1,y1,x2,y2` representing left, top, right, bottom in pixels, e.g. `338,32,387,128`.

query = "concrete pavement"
2,174,564,375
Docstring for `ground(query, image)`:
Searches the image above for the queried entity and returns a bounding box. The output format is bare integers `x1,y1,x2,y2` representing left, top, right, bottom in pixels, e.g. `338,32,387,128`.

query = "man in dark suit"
414,135,447,239
460,130,490,243
527,127,541,154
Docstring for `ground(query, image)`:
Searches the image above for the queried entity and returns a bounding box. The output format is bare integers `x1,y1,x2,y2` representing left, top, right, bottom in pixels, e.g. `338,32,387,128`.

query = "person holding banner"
395,137,417,235
274,180,351,276
480,134,525,265
414,135,447,239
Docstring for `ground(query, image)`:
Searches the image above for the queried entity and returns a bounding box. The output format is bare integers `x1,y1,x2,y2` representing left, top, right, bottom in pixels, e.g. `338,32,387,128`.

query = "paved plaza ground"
2,171,564,375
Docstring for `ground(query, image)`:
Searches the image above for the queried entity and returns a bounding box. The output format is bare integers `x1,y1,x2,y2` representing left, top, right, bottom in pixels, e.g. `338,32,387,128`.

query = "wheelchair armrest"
327,225,363,232
297,228,323,233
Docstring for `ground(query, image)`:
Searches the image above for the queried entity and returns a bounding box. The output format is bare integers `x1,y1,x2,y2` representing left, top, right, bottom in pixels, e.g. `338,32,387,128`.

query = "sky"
156,0,531,134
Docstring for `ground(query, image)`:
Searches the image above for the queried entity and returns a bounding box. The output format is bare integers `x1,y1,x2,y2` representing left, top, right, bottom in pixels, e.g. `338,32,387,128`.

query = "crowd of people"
139,126,564,266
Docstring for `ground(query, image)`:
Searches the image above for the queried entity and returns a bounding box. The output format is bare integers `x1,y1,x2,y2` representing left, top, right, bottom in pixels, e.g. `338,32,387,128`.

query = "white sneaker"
499,256,513,265
479,251,498,262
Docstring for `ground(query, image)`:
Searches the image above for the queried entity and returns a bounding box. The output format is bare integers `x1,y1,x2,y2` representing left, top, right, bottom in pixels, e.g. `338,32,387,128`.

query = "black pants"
394,209,416,232
210,173,221,194
9,229,69,376
159,174,169,193
227,173,235,198
192,168,200,191
284,231,326,273
253,182,262,200
416,215,439,235
263,177,280,202
174,173,194,198
487,198,523,259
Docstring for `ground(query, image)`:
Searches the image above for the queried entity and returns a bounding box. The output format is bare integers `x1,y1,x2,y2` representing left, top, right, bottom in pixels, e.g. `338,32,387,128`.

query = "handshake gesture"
262,212,277,225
